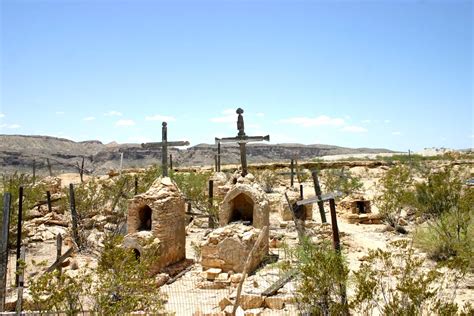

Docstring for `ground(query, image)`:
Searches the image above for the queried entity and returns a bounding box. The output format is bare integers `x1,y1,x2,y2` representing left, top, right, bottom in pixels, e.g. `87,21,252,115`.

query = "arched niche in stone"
219,183,269,229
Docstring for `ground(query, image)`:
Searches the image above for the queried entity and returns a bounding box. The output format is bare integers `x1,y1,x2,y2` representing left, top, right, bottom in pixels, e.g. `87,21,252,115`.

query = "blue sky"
0,0,472,151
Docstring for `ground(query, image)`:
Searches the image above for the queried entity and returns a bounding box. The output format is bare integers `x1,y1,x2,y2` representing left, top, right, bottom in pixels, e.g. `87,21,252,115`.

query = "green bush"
351,240,473,315
171,171,219,224
255,169,278,193
27,234,166,315
413,168,473,268
1,172,47,248
321,168,363,196
28,269,92,315
375,165,415,226
285,238,349,315
93,234,165,314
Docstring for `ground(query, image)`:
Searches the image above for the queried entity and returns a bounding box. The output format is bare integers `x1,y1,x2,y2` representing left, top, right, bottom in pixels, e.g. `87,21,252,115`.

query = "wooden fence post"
46,191,52,213
208,180,216,228
0,193,12,312
290,159,294,187
46,158,53,177
32,159,36,185
134,176,138,195
69,184,80,248
311,170,327,223
56,234,62,278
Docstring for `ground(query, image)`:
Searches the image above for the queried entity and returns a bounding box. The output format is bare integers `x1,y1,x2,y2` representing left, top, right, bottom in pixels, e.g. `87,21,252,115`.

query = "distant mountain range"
0,134,396,175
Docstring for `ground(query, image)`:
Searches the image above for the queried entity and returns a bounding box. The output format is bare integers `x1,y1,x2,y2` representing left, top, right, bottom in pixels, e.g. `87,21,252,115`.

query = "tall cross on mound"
141,122,190,177
216,108,270,176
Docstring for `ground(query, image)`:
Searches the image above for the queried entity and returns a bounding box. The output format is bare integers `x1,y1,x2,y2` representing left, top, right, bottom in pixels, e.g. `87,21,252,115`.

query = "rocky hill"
0,134,395,175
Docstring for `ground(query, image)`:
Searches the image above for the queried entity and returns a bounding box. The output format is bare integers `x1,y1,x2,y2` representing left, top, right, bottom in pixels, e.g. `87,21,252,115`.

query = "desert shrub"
27,234,165,315
285,238,349,315
171,171,219,224
375,165,415,226
1,172,47,248
136,164,162,194
413,168,473,268
321,168,363,196
255,169,278,193
351,240,473,315
28,269,92,315
93,234,165,314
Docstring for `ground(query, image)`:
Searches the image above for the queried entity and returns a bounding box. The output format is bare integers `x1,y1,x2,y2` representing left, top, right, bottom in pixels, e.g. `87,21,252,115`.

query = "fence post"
311,170,327,223
134,176,138,195
15,187,23,287
56,234,63,278
0,193,12,312
290,159,294,187
46,191,52,213
15,246,25,314
208,180,216,228
69,184,80,248
46,158,53,177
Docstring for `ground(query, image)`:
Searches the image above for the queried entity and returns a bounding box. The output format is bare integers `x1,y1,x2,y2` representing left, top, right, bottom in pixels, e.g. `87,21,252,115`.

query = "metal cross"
215,108,269,176
141,122,190,177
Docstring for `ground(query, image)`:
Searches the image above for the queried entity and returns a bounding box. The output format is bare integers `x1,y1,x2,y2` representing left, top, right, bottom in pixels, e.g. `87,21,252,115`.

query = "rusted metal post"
300,184,303,200
290,159,294,187
169,154,173,171
46,191,52,213
15,187,23,287
15,246,25,314
69,184,80,248
312,170,327,223
214,155,218,172
0,193,12,312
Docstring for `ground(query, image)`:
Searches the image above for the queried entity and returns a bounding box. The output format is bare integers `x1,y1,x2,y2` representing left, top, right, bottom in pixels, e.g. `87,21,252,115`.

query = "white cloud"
116,119,135,127
341,125,368,133
280,115,345,127
256,112,265,117
392,131,402,136
384,119,391,123
104,110,122,117
362,119,371,124
55,111,65,115
0,113,4,118
145,115,176,122
0,123,21,129
83,116,96,121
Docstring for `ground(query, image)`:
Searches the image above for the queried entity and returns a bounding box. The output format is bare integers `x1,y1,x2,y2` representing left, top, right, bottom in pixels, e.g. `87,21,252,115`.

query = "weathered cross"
215,108,269,176
141,122,190,177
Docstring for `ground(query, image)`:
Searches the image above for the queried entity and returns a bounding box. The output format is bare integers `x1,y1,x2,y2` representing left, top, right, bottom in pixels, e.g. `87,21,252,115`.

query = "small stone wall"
339,195,382,224
126,177,186,271
201,223,268,273
279,189,313,221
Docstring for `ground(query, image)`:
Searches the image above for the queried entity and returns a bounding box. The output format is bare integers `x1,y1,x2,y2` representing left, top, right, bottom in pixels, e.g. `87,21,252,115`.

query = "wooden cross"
215,108,269,176
277,159,307,187
141,122,190,177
